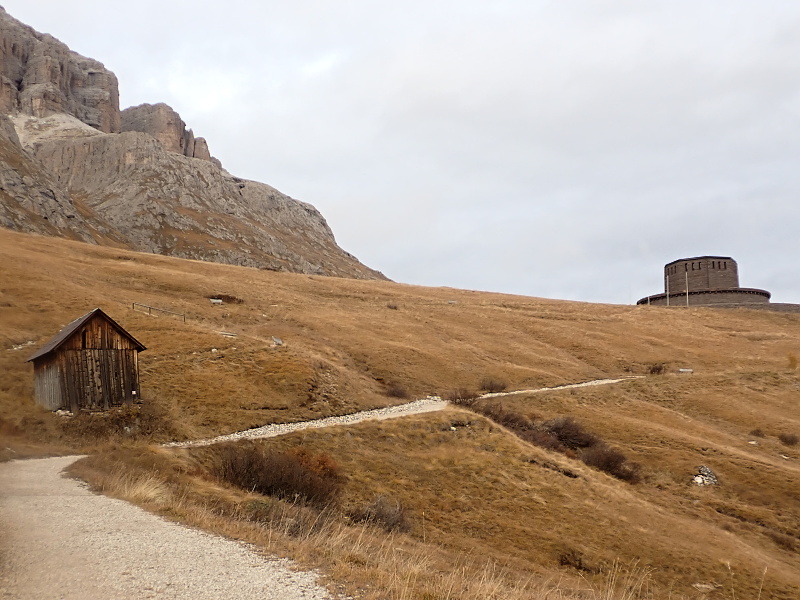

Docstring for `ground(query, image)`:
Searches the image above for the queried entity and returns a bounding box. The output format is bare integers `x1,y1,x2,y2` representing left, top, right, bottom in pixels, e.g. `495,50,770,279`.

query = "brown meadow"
1,228,799,599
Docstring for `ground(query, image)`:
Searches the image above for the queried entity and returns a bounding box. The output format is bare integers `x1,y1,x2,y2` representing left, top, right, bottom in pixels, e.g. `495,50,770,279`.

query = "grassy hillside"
1,228,799,598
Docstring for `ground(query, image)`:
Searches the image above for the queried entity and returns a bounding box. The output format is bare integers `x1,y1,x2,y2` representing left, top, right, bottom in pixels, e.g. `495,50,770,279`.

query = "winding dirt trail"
169,376,642,448
0,377,640,599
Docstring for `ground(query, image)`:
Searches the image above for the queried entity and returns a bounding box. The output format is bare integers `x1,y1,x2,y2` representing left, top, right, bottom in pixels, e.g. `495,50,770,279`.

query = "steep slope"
0,114,101,240
1,229,798,599
0,7,383,279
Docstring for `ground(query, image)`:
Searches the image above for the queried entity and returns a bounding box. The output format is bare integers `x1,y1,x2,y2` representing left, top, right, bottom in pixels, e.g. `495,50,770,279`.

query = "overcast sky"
6,1,800,304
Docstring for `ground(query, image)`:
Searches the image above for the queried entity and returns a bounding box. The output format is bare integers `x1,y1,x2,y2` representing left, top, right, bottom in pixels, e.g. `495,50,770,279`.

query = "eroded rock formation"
0,7,120,132
121,103,218,164
0,7,384,280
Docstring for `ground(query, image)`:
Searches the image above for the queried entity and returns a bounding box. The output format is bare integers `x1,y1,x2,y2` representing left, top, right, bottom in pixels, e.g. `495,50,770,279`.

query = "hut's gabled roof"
27,308,146,362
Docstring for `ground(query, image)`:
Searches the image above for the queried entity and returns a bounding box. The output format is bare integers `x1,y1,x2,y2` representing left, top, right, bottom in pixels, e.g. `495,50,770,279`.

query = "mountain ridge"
0,6,384,280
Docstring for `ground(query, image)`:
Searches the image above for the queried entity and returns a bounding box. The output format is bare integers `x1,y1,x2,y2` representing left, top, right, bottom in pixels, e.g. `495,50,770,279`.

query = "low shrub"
778,433,799,446
444,388,479,403
558,548,599,573
545,416,598,449
749,428,766,438
520,429,565,453
767,531,798,552
647,363,667,375
456,398,641,483
476,400,535,431
212,442,342,507
581,444,642,483
386,383,409,399
386,303,399,310
479,378,508,393
348,495,410,532
60,402,182,442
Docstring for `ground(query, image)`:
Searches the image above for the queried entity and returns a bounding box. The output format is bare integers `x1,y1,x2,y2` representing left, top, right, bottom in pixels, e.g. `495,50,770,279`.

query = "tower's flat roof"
664,256,733,267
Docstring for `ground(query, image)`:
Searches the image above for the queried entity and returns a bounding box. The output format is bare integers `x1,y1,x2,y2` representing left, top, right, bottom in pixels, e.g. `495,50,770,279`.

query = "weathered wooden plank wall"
62,349,138,410
33,313,142,411
33,359,62,410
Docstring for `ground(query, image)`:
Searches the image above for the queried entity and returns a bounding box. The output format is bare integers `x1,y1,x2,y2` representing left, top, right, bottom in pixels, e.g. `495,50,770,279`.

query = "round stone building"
637,256,771,307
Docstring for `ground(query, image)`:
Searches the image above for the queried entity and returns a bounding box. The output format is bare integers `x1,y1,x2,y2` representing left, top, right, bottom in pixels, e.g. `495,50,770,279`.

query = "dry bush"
749,428,766,438
386,302,399,310
60,401,185,443
647,363,667,375
385,382,409,399
520,429,565,453
479,377,508,393
476,400,535,431
545,416,599,449
460,399,641,484
467,400,565,451
444,388,479,403
348,495,410,532
558,548,599,573
778,433,799,446
767,531,797,552
581,445,642,484
211,442,342,507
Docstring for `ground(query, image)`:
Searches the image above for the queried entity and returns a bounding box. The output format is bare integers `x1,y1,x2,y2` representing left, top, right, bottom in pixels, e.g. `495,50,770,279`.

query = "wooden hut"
27,308,146,412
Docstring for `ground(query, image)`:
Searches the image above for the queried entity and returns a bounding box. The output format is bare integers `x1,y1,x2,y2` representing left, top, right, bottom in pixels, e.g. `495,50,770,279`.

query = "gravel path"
168,377,642,448
166,397,449,448
0,376,641,599
0,456,339,600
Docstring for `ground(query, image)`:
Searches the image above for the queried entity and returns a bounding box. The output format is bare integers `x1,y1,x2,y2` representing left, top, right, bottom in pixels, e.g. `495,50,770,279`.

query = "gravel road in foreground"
0,456,339,600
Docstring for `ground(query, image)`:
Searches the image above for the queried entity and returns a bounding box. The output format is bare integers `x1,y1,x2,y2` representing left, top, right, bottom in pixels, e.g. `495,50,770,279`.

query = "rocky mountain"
0,7,384,279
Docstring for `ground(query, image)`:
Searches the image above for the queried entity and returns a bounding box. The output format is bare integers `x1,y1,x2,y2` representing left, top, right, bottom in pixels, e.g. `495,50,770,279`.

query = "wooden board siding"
60,317,141,352
62,349,139,411
30,310,144,412
33,359,63,410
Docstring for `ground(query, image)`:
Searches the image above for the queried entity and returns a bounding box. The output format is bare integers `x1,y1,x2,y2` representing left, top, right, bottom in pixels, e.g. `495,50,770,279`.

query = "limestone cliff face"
0,7,120,133
30,122,382,277
0,8,384,280
0,113,97,240
121,103,218,165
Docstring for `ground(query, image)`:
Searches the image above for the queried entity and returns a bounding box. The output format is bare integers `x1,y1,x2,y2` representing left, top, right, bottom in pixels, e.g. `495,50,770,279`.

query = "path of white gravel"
168,376,642,448
0,376,641,599
0,456,340,600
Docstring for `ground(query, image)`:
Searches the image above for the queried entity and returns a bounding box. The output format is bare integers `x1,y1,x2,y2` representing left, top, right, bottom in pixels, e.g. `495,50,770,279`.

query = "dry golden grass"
2,228,800,598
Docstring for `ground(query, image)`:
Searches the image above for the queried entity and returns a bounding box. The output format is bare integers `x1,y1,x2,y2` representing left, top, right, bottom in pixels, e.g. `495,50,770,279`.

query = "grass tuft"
348,495,410,532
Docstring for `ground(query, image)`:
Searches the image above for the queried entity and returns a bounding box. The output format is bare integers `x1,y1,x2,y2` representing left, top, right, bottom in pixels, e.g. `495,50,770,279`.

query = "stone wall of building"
638,255,772,307
641,288,771,307
664,256,738,294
